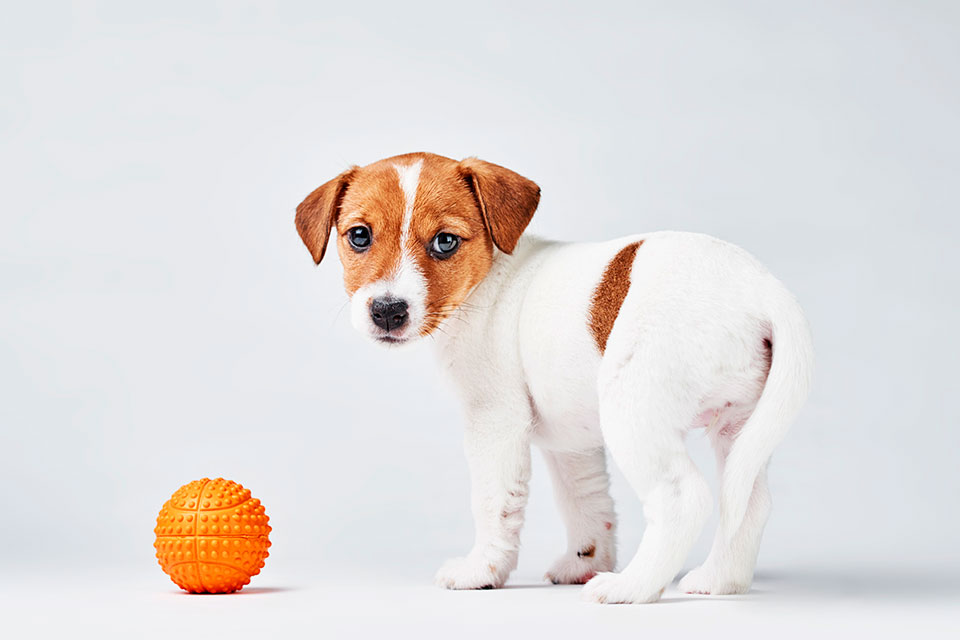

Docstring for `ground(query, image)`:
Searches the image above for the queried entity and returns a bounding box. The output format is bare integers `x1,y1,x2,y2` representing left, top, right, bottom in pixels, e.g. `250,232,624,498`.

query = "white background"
1,1,958,637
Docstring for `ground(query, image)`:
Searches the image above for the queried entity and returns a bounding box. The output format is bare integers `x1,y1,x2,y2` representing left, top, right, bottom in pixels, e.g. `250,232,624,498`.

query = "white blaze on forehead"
348,159,428,343
393,159,423,247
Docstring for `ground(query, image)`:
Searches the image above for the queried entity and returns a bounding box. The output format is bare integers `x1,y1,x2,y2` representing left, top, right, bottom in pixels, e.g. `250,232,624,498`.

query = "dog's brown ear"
295,167,358,264
458,158,540,254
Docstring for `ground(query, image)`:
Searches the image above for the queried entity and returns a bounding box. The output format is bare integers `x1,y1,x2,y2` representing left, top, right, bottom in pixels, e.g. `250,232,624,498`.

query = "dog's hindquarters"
581,232,812,602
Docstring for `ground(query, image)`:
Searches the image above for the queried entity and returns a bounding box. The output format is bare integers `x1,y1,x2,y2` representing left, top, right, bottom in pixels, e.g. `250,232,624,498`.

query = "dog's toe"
678,566,751,595
435,556,509,590
545,549,612,585
581,572,665,604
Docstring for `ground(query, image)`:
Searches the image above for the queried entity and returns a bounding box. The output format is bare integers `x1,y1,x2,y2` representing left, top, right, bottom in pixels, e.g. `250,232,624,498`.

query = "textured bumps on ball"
154,478,271,594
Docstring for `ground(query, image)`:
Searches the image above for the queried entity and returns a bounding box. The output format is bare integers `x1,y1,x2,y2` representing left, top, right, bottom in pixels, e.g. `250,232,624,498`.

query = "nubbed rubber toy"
154,478,271,593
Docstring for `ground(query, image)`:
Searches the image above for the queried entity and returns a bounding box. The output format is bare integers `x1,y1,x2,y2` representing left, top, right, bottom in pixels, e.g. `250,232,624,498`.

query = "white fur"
425,232,813,602
394,160,423,247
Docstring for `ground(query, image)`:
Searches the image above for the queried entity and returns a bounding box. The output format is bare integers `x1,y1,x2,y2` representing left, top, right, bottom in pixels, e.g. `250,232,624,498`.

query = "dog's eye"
429,232,461,259
347,226,372,251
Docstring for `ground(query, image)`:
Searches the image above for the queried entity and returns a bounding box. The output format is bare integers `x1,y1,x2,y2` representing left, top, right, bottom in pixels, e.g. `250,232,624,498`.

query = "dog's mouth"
369,324,424,346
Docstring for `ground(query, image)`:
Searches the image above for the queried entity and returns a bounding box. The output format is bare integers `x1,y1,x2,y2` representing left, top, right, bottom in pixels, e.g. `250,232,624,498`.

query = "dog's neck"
433,234,555,355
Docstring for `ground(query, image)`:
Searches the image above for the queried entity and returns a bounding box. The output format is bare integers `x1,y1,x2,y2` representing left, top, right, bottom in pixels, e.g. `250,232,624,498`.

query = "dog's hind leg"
679,430,771,595
582,363,712,604
542,448,617,584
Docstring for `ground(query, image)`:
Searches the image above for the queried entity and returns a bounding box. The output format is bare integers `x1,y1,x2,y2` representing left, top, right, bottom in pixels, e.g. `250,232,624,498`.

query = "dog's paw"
545,543,614,585
435,555,510,590
678,566,750,595
581,571,665,604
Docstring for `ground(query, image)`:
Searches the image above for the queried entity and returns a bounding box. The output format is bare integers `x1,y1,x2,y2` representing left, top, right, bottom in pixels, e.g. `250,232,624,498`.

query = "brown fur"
295,167,358,264
458,157,540,254
296,152,541,336
589,241,643,354
335,160,409,295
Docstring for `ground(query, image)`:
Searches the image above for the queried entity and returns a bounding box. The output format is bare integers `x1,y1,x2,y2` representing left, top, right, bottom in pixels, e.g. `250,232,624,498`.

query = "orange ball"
154,478,271,594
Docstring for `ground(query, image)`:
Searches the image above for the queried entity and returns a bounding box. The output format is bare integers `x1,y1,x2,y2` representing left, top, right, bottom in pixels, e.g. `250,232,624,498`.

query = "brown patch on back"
589,241,642,354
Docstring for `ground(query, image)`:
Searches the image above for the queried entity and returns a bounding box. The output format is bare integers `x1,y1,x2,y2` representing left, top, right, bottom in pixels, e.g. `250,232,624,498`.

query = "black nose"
370,298,409,332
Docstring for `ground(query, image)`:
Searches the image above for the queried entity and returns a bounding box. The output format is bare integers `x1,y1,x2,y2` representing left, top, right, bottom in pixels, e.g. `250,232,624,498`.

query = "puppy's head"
296,153,540,345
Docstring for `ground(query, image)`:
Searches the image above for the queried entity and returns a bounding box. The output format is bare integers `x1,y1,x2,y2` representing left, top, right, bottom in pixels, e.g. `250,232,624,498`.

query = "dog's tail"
719,280,814,541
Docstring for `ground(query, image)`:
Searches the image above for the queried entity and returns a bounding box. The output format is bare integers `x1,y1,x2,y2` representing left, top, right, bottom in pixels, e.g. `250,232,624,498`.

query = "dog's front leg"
435,409,531,590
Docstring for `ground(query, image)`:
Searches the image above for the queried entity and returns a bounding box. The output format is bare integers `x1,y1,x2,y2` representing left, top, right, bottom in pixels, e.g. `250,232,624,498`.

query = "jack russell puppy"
295,152,813,604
